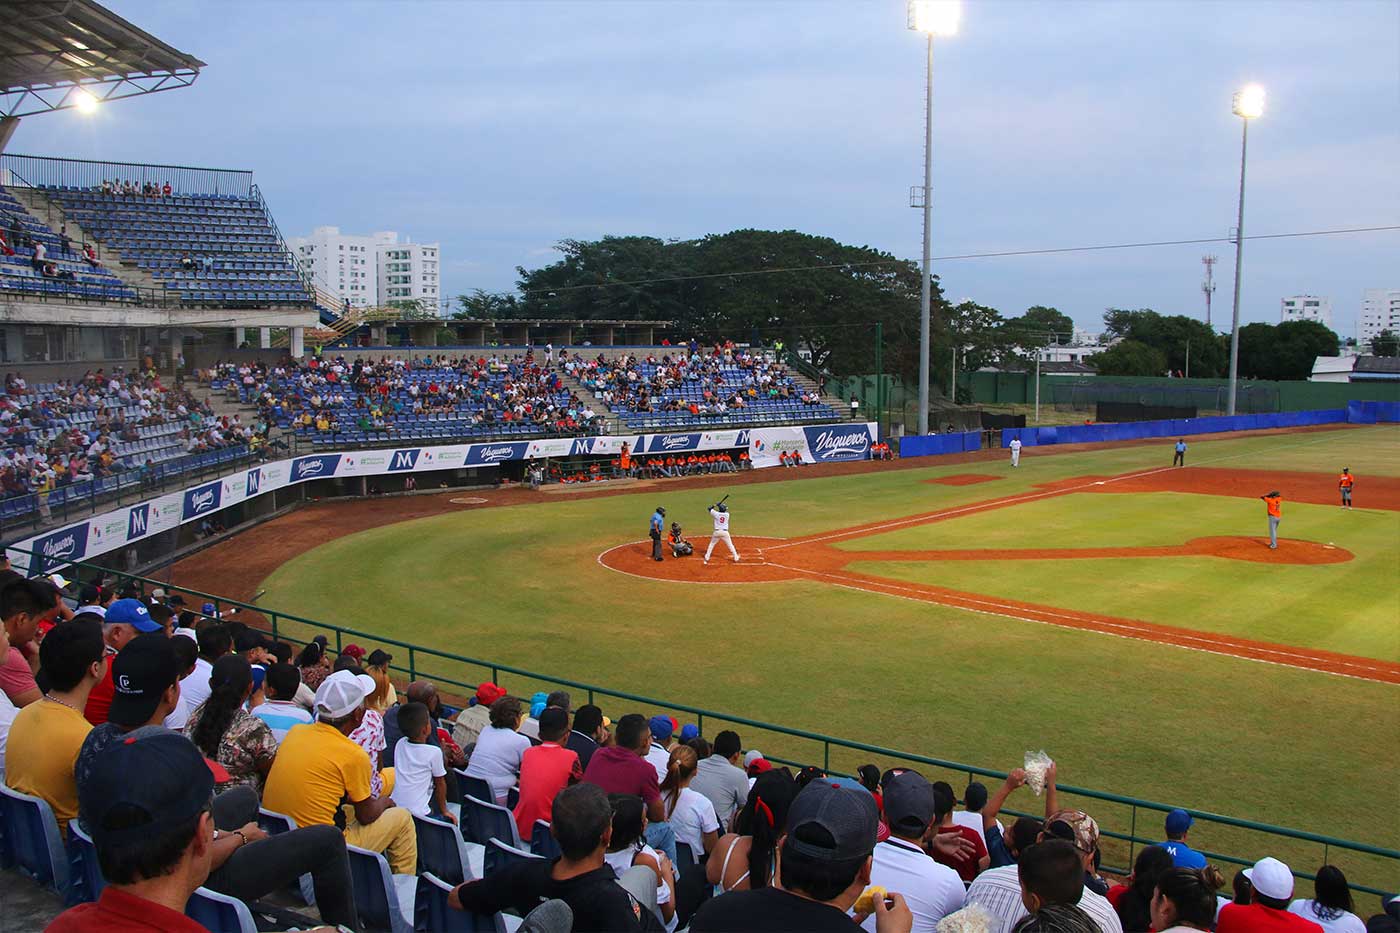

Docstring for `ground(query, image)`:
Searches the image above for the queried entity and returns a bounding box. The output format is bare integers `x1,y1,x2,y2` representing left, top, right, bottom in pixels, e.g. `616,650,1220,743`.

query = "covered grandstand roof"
0,0,204,118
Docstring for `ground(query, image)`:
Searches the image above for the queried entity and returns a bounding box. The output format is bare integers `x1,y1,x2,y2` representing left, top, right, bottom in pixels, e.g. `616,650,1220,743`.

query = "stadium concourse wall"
3,421,877,577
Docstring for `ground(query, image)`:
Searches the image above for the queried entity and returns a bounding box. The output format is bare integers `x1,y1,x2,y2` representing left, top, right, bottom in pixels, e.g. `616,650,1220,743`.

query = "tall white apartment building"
288,226,441,312
1359,288,1400,345
1280,295,1332,330
376,234,440,308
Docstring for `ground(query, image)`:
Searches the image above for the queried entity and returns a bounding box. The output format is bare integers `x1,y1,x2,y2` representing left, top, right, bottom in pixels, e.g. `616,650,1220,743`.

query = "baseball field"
173,423,1399,893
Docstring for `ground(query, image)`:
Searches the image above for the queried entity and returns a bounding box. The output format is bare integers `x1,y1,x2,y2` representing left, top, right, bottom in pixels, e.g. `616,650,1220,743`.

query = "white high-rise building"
1280,295,1332,330
288,226,441,312
375,233,440,309
1359,288,1400,345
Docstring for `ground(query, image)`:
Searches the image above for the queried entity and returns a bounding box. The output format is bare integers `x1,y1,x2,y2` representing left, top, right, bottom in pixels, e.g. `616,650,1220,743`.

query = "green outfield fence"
24,549,1400,906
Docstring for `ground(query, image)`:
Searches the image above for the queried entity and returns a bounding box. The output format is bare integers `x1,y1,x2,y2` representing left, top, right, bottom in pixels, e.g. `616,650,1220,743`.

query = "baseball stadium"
0,3,1397,932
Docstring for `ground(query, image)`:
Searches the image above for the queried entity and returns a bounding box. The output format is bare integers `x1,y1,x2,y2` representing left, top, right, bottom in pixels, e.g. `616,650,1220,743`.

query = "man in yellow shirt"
5,616,105,835
262,669,417,874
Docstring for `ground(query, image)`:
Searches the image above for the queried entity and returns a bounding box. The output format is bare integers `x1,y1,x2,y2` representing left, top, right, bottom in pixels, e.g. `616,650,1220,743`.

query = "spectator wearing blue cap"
84,598,163,726
646,714,678,782
1158,808,1208,869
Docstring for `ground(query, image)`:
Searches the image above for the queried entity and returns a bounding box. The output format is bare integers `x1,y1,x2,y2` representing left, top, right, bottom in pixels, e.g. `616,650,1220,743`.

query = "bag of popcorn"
1024,750,1054,796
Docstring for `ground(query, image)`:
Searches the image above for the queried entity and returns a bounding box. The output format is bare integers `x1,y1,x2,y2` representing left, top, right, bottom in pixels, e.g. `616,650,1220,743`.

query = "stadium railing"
19,550,1399,903
0,446,255,537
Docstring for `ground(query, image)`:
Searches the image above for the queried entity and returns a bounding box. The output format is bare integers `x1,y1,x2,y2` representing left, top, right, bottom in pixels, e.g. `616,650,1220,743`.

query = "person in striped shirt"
250,663,312,745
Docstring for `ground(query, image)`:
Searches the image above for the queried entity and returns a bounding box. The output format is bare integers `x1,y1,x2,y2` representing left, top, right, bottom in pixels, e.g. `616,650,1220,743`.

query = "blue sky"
14,0,1398,335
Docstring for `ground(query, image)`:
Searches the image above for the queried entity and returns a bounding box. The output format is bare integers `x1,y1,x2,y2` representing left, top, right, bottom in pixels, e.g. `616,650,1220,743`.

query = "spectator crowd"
2,574,1393,933
0,367,257,505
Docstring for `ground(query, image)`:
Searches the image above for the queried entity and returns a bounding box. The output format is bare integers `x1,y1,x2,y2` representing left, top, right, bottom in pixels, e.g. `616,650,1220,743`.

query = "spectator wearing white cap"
1217,857,1322,933
262,669,418,875
1158,808,1208,869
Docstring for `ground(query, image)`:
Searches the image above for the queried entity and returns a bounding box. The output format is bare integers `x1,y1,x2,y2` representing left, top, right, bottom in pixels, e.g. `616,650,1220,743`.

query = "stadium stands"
0,369,255,525
0,189,136,303
208,354,606,446
37,184,312,307
565,343,841,430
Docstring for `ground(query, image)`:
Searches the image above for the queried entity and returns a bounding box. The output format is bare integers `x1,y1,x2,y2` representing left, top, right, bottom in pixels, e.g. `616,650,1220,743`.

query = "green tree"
1371,329,1400,357
1003,305,1076,347
1236,320,1339,380
1087,339,1168,376
453,289,519,320
514,229,930,380
1102,308,1228,377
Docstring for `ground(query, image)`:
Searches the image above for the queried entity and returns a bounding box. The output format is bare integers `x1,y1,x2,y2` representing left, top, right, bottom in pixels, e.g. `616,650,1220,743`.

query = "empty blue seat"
185,886,258,933
0,783,72,897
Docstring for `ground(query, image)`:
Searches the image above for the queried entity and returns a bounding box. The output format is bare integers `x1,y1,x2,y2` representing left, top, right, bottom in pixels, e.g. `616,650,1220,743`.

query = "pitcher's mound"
598,537,798,583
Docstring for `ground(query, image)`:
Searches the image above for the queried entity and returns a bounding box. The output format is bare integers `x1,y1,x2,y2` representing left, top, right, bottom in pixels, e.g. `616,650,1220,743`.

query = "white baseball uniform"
704,507,740,563
1009,438,1022,467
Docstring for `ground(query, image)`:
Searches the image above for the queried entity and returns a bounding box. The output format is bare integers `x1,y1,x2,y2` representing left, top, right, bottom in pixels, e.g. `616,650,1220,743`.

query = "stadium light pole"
908,0,960,436
1226,83,1264,416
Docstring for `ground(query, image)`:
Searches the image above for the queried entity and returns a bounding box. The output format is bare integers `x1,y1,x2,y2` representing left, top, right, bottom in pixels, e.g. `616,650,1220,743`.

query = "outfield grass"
841,492,1400,660
258,425,1400,894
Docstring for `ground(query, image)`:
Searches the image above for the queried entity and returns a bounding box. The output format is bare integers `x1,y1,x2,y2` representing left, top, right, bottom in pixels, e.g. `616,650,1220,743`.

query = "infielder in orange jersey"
1260,491,1282,549
1338,468,1354,510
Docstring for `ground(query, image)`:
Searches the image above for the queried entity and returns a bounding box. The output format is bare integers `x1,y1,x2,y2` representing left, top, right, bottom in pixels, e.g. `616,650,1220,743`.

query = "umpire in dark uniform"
649,506,666,561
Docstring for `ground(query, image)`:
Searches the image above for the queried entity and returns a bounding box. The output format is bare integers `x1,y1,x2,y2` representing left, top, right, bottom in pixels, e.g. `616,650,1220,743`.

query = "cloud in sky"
14,0,1397,333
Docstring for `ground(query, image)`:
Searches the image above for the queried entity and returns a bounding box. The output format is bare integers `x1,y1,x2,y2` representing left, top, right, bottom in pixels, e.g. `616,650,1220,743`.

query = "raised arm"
983,768,1026,830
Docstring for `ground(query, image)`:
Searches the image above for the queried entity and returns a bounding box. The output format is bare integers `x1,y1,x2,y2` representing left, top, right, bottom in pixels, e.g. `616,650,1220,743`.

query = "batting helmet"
715,502,728,513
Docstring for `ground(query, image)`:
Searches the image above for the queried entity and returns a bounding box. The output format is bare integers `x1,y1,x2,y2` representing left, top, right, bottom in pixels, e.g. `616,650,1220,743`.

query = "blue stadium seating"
347,843,416,933
185,886,259,933
66,821,106,904
1,188,136,302
0,783,72,897
36,186,311,306
413,812,476,886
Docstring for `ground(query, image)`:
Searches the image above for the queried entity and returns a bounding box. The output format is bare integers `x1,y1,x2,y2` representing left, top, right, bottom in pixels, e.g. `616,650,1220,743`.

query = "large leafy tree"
1102,308,1228,377
1237,320,1339,380
1371,329,1399,357
1087,339,1168,376
1003,305,1076,348
453,289,520,320
514,229,935,379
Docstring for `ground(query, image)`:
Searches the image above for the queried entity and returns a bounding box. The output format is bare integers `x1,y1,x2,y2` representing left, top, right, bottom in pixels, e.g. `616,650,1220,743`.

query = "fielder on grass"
704,499,740,565
1009,437,1022,467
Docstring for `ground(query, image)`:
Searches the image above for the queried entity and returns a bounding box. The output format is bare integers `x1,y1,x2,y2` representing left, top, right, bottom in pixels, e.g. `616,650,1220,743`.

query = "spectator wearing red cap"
452,680,507,750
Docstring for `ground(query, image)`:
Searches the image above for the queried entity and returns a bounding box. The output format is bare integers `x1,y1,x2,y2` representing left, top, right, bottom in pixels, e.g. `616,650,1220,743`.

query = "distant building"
1360,288,1400,346
1309,355,1400,383
288,226,441,312
1280,295,1332,329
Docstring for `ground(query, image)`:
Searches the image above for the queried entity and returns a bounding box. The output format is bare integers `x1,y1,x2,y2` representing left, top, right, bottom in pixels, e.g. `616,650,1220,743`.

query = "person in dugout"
669,522,693,557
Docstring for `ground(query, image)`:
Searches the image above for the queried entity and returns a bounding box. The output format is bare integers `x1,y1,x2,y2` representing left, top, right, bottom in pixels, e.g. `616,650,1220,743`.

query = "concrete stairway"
554,367,626,435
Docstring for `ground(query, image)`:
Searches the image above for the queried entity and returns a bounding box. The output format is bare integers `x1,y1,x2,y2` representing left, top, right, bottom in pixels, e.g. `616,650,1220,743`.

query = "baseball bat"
717,493,730,507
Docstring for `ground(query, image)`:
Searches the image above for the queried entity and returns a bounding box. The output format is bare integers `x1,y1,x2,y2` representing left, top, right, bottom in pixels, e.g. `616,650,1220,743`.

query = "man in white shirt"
179,623,229,715
951,781,1003,849
74,584,112,619
645,715,677,782
0,625,15,775
861,770,965,933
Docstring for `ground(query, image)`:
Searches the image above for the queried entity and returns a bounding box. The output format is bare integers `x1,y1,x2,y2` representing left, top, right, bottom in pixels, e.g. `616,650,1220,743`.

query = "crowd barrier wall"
4,421,874,576
1347,400,1400,424
1000,407,1357,449
897,431,982,458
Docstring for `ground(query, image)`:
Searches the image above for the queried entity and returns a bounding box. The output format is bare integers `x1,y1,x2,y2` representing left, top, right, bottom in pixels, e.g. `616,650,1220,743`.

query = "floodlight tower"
907,0,960,436
1226,83,1264,416
1201,255,1217,328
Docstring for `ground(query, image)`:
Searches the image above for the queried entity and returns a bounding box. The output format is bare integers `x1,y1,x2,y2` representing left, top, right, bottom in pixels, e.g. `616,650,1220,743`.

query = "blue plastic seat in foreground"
67,821,106,904
347,843,415,933
413,812,475,886
415,871,508,933
484,838,544,878
0,783,71,897
529,821,561,860
185,886,258,933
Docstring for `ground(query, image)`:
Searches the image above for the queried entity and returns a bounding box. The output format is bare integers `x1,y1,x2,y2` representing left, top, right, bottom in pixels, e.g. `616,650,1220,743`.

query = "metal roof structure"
0,0,205,118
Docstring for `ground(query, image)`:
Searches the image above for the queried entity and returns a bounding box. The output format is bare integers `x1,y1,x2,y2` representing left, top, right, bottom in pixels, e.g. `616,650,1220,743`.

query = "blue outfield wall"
997,404,1398,450
898,431,983,458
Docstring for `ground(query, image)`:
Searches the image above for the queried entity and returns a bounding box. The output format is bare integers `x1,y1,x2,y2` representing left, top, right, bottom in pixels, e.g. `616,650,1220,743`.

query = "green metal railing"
30,549,1400,903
